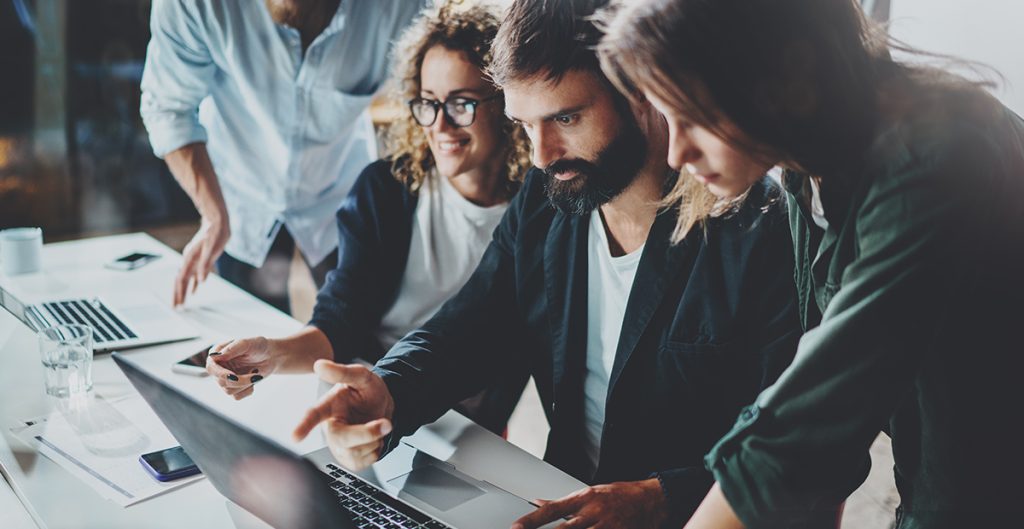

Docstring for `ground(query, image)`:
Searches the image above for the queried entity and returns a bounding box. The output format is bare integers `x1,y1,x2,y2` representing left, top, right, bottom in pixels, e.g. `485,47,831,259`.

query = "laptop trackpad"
387,465,485,512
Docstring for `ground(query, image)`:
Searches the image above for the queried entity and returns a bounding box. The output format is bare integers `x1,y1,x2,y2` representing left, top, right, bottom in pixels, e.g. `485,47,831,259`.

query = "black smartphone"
139,446,201,482
105,252,161,271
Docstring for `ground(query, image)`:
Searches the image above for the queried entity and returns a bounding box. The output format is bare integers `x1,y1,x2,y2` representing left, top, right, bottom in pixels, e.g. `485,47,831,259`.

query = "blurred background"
2,0,1021,247
0,0,197,245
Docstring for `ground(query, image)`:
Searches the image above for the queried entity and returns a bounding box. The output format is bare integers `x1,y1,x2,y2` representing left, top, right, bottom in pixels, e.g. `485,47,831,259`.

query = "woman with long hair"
599,0,1024,527
205,2,533,434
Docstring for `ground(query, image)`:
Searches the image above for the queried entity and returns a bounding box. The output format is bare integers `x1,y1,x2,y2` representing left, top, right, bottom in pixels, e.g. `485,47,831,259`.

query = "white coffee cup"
0,227,43,275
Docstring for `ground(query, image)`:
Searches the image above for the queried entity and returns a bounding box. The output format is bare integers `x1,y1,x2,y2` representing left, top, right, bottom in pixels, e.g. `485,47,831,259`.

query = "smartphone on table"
105,252,160,271
139,446,201,482
172,345,212,376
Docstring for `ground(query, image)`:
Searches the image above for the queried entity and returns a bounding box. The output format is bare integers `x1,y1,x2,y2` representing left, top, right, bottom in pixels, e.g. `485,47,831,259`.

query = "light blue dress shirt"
140,0,425,267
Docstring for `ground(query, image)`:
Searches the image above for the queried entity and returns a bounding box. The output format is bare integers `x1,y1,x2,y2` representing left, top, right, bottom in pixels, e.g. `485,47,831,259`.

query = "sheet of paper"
9,392,204,507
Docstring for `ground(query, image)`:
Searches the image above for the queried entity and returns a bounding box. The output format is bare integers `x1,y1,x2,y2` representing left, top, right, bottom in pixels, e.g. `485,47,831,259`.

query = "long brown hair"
598,0,999,240
383,1,531,193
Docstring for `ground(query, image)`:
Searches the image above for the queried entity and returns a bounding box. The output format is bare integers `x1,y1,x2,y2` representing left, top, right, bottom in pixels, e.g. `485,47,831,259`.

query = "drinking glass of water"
38,324,94,398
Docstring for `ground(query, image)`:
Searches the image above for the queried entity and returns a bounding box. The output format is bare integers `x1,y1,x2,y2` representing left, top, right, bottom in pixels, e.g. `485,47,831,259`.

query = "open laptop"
112,353,564,529
1,283,198,351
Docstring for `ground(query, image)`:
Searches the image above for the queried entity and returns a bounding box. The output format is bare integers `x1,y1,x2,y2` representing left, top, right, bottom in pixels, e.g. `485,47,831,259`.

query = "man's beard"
542,116,648,216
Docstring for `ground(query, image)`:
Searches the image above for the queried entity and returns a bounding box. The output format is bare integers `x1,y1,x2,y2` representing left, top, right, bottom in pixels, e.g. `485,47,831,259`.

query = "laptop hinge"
26,306,49,332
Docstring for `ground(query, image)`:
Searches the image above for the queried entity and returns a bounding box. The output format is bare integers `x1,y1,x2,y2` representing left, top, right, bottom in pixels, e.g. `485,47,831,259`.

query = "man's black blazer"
373,168,801,525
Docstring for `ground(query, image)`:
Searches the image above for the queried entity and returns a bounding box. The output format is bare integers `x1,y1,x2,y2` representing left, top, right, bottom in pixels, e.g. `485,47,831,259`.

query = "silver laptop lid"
0,283,43,331
112,353,356,529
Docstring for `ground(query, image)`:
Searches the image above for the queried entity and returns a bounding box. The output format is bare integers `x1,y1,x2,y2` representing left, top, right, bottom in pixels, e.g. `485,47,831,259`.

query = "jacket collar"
606,208,693,396
543,205,695,408
782,170,848,271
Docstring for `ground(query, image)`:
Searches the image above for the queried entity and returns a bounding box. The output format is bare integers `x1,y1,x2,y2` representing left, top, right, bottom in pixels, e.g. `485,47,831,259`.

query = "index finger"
324,418,392,447
194,241,216,292
292,390,338,441
206,353,241,380
173,253,199,307
172,268,189,307
293,407,328,442
212,339,250,362
511,495,581,529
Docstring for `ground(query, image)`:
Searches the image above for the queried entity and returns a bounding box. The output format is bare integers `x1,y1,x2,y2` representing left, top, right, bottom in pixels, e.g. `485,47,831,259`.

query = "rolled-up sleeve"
704,128,999,526
140,0,215,157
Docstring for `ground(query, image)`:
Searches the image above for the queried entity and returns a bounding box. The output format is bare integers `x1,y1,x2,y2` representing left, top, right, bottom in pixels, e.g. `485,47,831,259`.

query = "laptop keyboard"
325,463,452,529
42,299,137,344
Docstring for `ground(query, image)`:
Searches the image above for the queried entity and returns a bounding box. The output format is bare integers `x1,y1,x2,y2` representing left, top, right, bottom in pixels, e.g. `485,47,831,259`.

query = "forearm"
164,142,228,221
269,326,335,373
683,483,745,529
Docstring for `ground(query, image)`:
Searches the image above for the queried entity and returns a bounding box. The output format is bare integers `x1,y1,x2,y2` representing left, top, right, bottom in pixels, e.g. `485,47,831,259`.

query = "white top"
809,176,829,230
582,209,645,472
140,0,424,266
377,172,509,349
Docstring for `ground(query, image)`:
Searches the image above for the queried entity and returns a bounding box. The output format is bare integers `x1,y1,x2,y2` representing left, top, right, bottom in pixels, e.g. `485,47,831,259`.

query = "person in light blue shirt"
140,0,425,312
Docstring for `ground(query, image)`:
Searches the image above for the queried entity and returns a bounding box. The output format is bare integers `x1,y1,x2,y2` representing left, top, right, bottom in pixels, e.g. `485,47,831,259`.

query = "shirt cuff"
704,405,856,528
703,404,775,527
141,111,208,158
372,368,418,458
308,316,352,364
651,466,715,528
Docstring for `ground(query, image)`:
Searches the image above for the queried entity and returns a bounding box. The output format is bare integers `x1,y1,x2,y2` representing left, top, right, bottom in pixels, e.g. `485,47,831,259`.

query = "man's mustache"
543,158,600,179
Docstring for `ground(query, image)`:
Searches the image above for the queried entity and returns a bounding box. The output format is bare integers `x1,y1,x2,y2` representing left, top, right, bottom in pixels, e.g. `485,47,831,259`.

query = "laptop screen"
112,353,356,529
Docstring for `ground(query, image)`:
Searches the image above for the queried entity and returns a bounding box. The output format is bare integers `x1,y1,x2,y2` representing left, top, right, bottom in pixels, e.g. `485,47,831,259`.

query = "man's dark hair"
489,0,610,87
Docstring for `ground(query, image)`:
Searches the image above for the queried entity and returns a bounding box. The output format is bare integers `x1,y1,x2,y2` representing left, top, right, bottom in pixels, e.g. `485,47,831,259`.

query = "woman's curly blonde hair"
383,1,532,193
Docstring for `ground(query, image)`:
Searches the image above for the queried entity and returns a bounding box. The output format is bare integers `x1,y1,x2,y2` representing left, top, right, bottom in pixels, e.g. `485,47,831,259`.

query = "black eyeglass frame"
407,94,502,128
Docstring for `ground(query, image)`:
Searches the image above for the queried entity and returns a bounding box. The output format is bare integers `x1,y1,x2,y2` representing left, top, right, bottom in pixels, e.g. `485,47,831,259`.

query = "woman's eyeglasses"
408,94,502,128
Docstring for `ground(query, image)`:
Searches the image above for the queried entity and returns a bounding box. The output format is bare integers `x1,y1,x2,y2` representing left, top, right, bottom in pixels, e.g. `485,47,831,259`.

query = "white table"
0,233,583,529
1,463,38,529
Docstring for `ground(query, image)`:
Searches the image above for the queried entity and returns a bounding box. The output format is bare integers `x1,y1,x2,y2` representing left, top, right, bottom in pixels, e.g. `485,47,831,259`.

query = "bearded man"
287,1,803,527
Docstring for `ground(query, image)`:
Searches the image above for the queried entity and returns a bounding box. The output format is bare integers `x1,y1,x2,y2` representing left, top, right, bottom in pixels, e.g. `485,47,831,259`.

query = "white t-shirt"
376,172,508,349
809,176,829,230
582,209,645,472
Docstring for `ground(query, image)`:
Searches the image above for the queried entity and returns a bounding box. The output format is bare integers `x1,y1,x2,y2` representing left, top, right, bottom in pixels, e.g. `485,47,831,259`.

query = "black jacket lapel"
542,210,592,478
607,210,693,397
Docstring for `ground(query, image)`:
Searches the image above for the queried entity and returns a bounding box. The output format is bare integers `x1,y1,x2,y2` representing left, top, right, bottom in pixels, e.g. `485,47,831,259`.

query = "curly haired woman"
205,2,532,434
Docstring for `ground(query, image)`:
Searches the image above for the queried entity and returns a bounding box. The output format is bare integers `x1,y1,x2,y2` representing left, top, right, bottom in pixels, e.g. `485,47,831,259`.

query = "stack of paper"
9,392,204,507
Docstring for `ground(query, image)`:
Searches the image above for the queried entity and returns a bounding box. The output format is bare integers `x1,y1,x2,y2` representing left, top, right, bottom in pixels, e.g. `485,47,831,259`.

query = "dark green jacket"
706,92,1024,528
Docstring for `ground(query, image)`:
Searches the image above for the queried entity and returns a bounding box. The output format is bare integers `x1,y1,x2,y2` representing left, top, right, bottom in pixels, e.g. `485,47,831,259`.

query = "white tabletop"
1,461,38,529
0,233,583,529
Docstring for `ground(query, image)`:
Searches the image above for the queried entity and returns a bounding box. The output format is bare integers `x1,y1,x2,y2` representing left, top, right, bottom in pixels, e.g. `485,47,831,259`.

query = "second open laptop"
113,352,565,529
0,283,198,351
